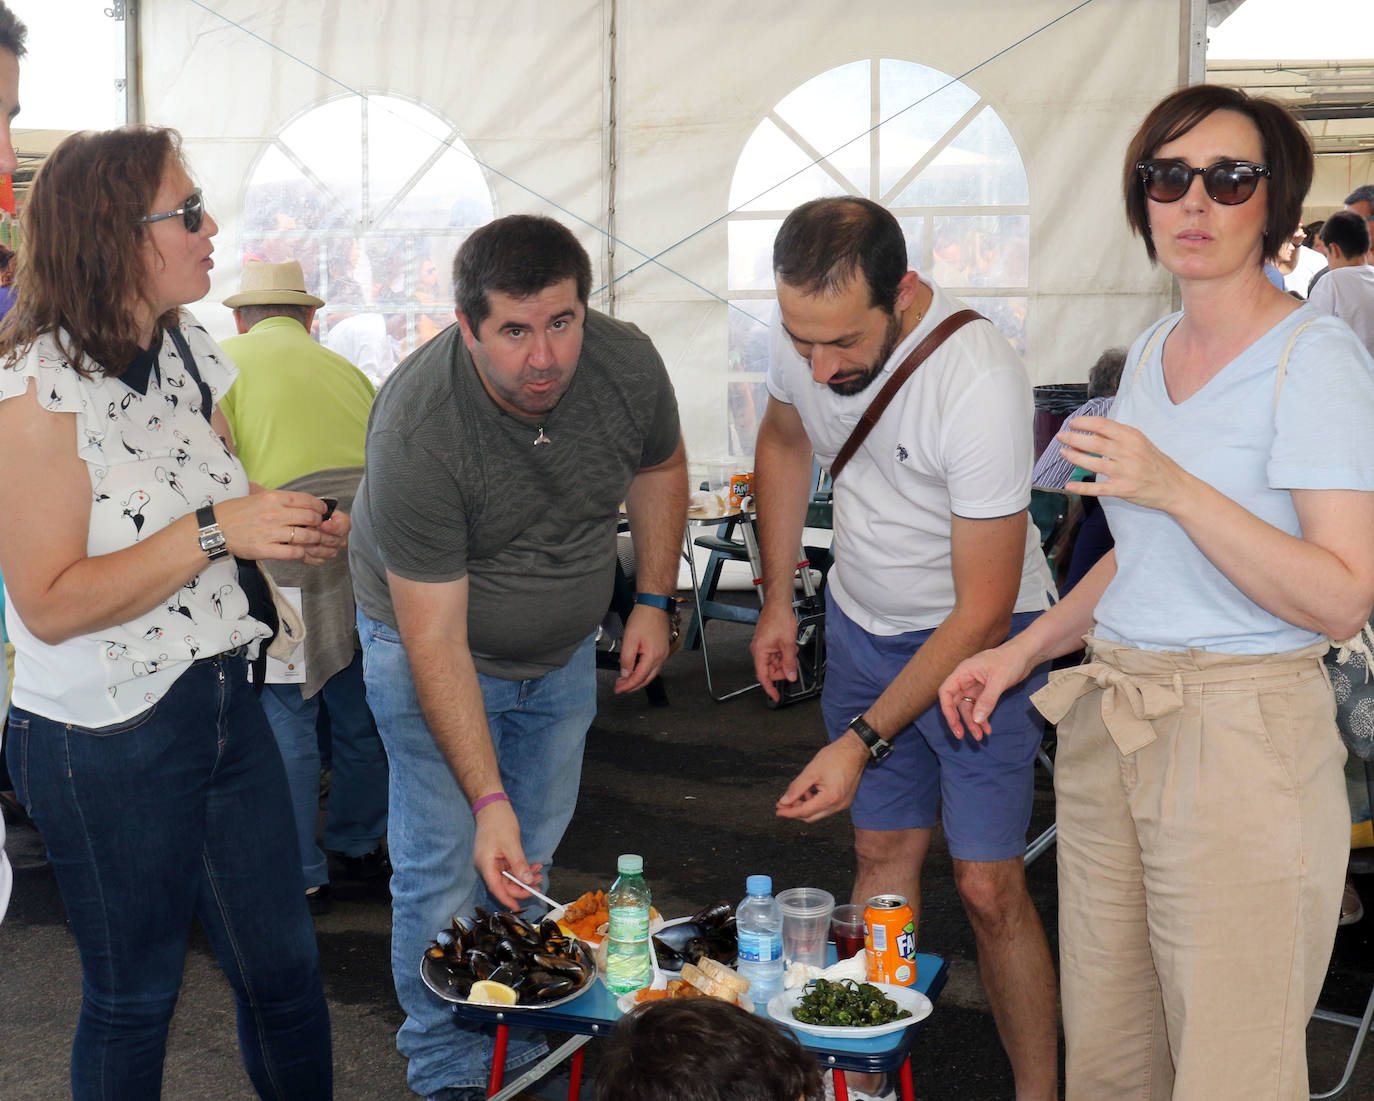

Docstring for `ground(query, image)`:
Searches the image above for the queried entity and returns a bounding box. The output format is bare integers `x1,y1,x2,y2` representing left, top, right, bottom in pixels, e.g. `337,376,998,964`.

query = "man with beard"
348,215,686,1100
750,197,1057,1100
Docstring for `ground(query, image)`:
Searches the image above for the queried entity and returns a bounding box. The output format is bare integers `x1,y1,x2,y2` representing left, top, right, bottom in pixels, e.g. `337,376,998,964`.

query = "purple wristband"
471,791,511,815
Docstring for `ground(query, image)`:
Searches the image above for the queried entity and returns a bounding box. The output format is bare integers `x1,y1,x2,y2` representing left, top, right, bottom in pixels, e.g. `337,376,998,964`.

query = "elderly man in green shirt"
220,259,388,909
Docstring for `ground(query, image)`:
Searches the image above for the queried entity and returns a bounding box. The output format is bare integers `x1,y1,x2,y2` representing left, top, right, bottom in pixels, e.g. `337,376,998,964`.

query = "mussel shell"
465,948,497,980
690,901,734,928
488,961,523,988
498,911,542,948
651,921,706,972
530,951,589,979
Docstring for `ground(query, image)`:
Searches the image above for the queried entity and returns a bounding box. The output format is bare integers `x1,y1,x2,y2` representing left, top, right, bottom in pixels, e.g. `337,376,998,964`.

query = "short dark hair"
593,999,824,1101
1088,347,1127,399
1123,85,1312,264
1344,184,1374,208
453,215,592,331
773,196,908,313
235,303,313,329
0,2,27,59
1321,210,1371,259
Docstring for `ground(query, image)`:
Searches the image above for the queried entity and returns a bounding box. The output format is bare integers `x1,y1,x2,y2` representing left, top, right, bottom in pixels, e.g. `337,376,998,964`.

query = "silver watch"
195,505,229,562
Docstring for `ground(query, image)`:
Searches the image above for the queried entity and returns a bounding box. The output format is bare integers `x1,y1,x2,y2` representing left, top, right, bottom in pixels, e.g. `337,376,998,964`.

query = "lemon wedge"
468,980,519,1006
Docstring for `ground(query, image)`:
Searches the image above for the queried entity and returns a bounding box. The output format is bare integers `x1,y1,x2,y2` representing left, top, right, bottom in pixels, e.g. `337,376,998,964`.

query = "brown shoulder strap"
829,308,984,483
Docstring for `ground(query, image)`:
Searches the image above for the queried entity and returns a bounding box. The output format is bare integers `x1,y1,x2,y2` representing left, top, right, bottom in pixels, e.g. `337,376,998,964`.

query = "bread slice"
681,962,739,1003
695,956,750,995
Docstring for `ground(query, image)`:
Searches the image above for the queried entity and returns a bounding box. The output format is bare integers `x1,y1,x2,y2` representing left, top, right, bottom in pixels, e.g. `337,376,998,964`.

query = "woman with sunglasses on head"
0,127,339,1098
938,85,1374,1100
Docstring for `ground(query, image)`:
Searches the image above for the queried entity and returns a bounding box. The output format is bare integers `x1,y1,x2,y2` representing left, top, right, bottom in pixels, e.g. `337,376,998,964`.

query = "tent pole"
1181,0,1206,87
124,0,143,125
603,0,619,317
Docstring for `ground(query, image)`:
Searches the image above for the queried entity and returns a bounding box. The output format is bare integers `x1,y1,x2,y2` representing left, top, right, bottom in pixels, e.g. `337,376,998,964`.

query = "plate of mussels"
421,907,598,1009
649,901,739,972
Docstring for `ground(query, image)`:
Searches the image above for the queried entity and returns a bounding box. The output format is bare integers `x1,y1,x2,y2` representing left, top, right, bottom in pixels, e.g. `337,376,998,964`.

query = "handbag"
1270,318,1374,759
829,308,984,482
163,324,306,687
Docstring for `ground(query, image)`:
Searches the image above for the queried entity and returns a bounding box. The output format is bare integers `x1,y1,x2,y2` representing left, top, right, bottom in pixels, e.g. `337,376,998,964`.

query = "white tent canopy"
138,0,1198,467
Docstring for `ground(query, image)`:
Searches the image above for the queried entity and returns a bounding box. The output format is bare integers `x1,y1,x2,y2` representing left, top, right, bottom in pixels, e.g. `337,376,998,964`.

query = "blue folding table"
445,951,949,1100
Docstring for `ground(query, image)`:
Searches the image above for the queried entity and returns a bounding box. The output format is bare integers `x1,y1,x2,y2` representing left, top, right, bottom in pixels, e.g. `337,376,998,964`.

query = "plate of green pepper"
766,977,932,1039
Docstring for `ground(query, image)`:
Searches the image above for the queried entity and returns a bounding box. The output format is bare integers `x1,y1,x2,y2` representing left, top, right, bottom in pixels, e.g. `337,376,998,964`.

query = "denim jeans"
6,654,332,1100
261,650,389,888
358,611,596,1095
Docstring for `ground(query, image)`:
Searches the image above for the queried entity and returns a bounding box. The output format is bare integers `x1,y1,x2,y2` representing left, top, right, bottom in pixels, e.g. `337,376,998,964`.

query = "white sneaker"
822,1069,896,1101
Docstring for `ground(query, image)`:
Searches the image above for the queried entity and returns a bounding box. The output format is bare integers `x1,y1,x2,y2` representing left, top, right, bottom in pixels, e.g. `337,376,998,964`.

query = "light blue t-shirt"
1095,306,1374,654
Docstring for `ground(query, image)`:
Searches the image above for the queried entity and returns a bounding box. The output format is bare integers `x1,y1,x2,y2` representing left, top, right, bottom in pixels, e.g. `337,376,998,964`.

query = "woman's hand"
212,492,346,563
937,641,1040,741
1058,414,1193,513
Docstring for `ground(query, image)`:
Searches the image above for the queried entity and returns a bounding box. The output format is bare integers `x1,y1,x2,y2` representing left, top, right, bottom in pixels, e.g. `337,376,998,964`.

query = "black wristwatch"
195,505,229,562
848,714,894,762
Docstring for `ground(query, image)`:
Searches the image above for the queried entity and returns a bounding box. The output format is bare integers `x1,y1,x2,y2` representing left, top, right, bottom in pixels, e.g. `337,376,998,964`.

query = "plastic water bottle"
735,873,784,1000
606,854,653,994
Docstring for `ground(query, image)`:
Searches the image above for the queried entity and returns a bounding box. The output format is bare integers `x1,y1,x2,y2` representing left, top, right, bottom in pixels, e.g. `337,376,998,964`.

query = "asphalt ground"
2,613,1373,1099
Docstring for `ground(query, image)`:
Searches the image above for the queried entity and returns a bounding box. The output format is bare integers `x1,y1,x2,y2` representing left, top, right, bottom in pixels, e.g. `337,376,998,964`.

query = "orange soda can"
729,471,753,509
864,894,917,986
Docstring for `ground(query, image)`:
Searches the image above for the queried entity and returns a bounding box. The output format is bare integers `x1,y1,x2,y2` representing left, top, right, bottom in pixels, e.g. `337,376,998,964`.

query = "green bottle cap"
617,854,644,875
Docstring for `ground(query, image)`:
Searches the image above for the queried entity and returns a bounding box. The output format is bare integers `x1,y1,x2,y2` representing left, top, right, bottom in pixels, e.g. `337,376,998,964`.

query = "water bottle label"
608,905,649,942
737,930,782,964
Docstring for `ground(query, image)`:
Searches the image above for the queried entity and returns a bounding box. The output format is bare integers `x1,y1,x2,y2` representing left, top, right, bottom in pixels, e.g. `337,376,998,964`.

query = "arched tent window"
240,93,494,384
726,59,1029,456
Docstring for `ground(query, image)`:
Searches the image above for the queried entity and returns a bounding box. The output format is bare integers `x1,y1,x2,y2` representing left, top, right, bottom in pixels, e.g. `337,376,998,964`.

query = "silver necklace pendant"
533,426,551,446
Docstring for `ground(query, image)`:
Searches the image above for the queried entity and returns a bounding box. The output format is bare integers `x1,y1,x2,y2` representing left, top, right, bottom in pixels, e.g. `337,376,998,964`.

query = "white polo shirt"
1307,263,1374,359
767,278,1054,635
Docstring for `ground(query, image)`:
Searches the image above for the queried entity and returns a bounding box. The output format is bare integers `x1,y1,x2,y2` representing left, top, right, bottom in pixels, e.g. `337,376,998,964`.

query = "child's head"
593,998,824,1101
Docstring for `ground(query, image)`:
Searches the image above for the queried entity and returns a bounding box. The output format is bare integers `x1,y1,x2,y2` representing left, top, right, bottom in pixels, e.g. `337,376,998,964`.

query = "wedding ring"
288,526,296,544
961,696,976,703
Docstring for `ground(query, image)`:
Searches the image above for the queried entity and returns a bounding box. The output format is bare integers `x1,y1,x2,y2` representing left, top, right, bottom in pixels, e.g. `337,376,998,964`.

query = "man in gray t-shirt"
350,216,686,1097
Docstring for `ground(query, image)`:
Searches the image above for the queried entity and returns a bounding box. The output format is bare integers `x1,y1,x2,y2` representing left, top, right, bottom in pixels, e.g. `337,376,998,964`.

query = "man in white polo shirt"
1309,211,1374,358
750,197,1057,1100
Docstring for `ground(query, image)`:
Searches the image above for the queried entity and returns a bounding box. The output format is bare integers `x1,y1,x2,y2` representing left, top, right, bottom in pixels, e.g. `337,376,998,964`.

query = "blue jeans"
358,611,596,1095
261,651,389,888
6,654,332,1100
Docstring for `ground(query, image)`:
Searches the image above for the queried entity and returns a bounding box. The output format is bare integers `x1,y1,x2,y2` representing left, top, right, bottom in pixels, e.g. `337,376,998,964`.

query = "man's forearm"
405,635,502,803
754,430,813,605
624,442,689,595
863,606,1014,738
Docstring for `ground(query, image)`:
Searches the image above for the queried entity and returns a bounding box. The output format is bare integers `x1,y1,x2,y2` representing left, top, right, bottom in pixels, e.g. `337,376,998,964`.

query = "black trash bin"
1033,383,1090,459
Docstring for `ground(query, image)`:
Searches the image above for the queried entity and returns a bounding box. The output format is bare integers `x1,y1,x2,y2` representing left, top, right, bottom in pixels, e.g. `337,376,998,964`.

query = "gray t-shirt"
349,308,680,679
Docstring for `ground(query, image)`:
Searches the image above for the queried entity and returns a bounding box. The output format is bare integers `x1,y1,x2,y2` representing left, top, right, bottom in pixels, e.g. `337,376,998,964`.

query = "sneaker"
424,1090,487,1101
823,1070,895,1101
328,847,391,881
305,884,332,915
1340,878,1364,926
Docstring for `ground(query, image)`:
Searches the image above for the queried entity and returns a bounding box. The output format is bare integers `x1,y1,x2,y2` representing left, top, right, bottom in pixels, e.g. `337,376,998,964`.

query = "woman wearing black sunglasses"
0,127,339,1097
939,85,1374,1099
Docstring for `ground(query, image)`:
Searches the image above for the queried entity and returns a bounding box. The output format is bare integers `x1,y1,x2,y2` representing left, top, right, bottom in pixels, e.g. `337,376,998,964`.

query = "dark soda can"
864,894,916,986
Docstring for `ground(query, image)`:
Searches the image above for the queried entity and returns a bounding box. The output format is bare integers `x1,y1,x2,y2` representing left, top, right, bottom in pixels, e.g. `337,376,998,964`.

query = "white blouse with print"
0,310,271,725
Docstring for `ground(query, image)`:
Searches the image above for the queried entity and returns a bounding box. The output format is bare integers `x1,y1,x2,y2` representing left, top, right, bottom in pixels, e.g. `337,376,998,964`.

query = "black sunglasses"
1136,159,1270,206
138,189,205,234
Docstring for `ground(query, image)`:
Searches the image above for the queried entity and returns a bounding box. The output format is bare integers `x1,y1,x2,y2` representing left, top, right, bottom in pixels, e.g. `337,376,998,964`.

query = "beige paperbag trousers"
1034,637,1348,1101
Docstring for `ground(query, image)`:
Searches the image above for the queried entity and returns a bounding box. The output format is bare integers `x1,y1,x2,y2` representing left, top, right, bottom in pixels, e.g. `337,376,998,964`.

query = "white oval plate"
545,904,667,948
766,981,932,1038
616,989,753,1015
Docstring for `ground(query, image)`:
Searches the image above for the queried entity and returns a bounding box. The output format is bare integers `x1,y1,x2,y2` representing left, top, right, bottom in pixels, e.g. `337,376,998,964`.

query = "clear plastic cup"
831,903,866,962
777,887,834,968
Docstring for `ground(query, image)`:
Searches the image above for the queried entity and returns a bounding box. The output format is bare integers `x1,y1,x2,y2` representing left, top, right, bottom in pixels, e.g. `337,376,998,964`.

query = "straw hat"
223,260,326,308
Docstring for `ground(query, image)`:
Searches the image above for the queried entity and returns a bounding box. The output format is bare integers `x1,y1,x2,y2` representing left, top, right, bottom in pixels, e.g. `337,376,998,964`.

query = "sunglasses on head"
138,189,205,234
1136,159,1269,206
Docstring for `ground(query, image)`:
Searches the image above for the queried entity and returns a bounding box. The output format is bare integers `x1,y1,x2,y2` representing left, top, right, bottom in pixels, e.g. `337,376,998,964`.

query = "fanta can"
864,894,917,986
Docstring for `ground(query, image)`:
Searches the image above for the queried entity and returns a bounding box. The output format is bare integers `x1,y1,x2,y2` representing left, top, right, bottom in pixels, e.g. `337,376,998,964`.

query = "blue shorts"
821,590,1048,863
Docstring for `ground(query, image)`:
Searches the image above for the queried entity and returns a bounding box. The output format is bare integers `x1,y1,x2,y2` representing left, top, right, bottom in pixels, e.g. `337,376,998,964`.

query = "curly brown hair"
0,126,186,377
